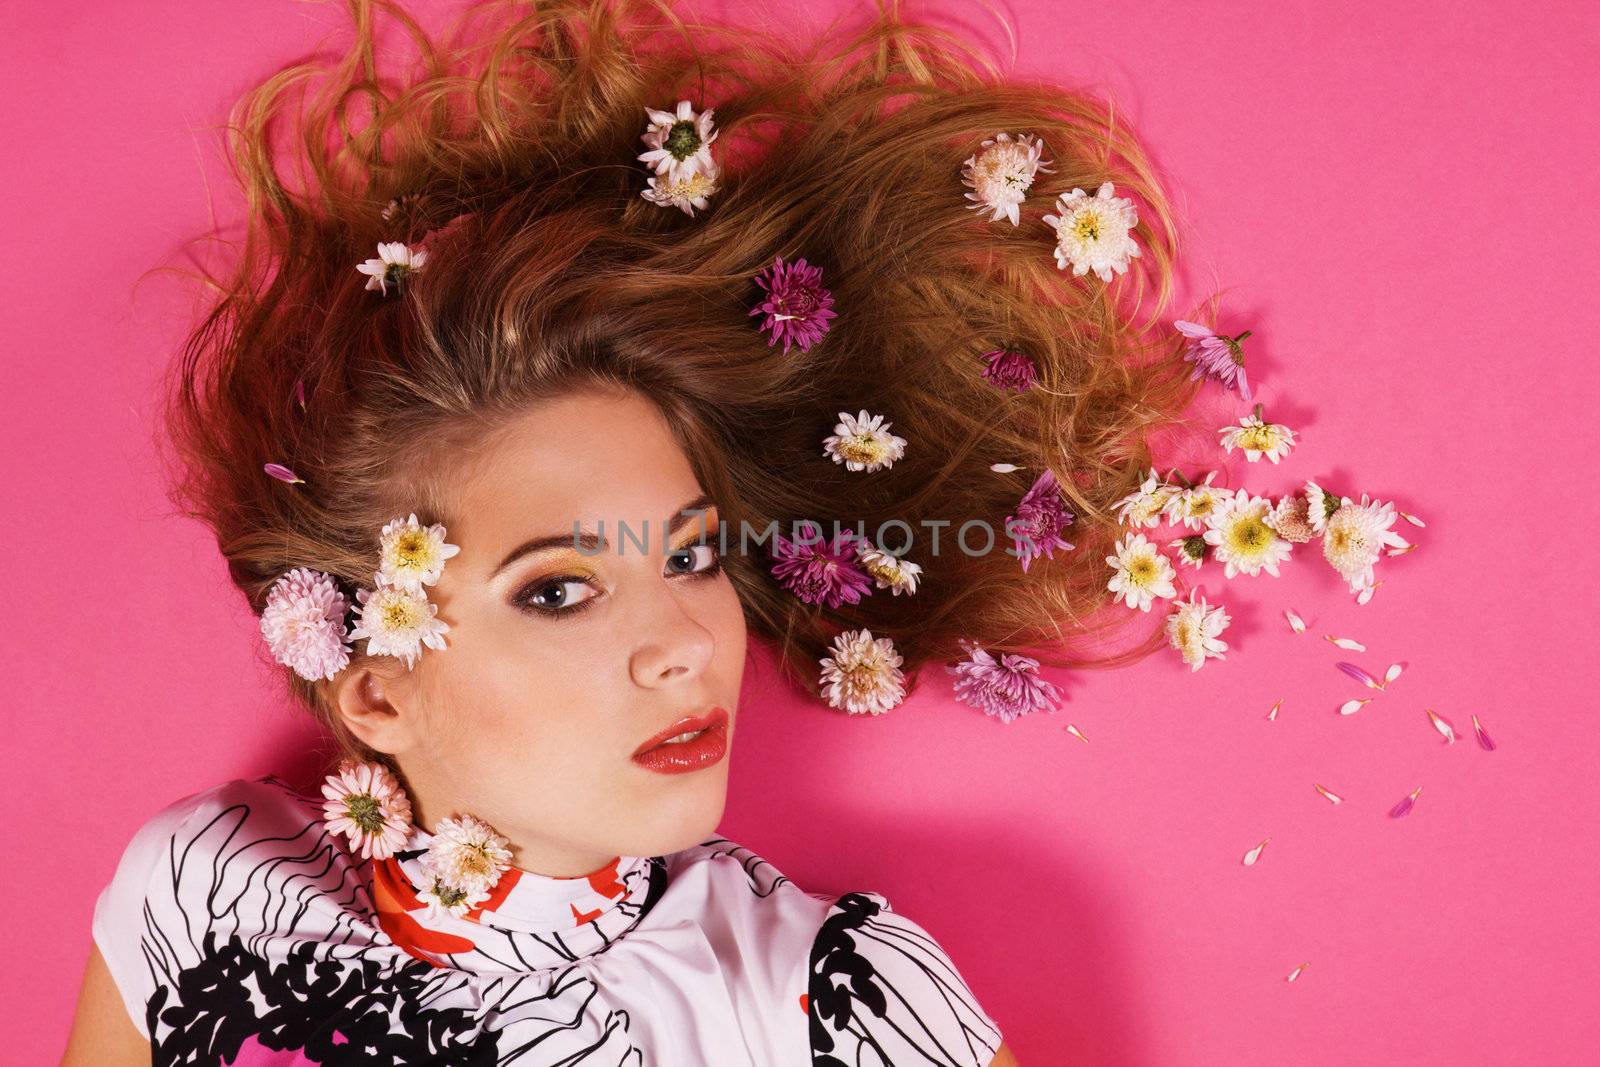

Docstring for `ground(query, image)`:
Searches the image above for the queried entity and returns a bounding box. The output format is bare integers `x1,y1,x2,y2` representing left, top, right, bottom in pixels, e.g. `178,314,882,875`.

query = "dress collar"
370,824,668,973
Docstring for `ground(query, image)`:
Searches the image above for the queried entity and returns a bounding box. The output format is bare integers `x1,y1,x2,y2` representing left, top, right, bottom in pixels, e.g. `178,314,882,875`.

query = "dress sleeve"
90,788,212,1040
807,890,1004,1067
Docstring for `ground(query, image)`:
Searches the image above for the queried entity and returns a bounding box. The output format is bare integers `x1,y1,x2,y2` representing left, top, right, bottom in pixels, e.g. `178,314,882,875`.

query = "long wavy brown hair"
160,0,1211,759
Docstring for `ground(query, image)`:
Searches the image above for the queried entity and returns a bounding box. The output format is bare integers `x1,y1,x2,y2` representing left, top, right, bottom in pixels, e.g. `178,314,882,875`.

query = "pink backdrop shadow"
6,1,1597,1062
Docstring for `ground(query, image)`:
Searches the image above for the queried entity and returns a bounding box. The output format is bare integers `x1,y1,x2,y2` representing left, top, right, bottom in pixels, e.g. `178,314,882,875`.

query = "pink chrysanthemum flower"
946,640,1062,724
960,132,1055,227
321,759,413,861
260,567,352,682
748,255,838,354
1006,468,1077,572
979,349,1038,392
769,523,873,608
1174,321,1253,401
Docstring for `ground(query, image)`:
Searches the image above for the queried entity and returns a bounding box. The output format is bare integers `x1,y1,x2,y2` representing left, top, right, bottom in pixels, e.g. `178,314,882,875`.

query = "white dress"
93,776,1005,1065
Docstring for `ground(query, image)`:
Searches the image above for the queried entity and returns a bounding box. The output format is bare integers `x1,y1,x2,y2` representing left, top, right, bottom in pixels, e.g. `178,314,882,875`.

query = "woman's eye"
518,578,598,615
666,543,722,577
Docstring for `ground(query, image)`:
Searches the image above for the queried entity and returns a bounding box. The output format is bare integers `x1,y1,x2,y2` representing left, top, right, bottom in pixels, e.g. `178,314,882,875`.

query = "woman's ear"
330,665,420,756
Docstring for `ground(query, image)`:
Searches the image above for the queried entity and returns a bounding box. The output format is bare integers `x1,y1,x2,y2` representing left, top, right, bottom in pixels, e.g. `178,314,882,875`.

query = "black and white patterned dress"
93,776,1005,1065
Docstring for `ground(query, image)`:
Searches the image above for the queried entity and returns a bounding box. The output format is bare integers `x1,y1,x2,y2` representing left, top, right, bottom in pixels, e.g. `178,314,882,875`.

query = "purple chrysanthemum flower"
748,255,838,354
1005,468,1076,572
979,348,1038,392
1174,320,1254,401
946,640,1063,723
769,523,873,608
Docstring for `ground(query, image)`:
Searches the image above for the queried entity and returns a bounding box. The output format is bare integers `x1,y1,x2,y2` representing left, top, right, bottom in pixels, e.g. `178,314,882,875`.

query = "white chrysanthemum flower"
1105,532,1178,612
422,814,514,895
1303,480,1343,535
260,567,352,682
818,628,907,716
356,241,426,294
960,132,1054,227
348,584,450,669
1162,470,1224,530
377,513,461,593
1219,412,1298,463
1114,468,1178,528
1168,535,1208,569
857,545,922,596
1322,493,1409,593
1202,489,1293,578
638,99,718,183
822,410,908,473
1165,588,1231,672
417,877,490,921
320,759,413,861
640,159,720,216
1040,181,1142,282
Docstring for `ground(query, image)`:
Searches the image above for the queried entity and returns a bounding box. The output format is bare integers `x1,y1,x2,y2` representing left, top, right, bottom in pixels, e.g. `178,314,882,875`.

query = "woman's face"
337,385,747,876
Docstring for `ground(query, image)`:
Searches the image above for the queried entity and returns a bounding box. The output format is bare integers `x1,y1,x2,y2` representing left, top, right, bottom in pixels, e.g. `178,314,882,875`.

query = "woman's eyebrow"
489,493,714,579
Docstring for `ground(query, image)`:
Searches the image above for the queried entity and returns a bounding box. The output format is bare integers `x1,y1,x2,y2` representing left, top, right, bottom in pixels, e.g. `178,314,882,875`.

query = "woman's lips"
630,705,730,775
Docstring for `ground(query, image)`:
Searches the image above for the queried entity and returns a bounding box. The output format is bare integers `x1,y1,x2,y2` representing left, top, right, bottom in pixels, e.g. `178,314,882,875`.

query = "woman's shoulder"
661,839,1004,1066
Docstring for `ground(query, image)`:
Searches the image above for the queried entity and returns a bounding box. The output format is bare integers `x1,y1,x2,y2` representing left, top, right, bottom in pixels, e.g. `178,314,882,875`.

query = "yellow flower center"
839,436,889,464
1072,210,1103,243
381,596,421,627
1228,517,1273,555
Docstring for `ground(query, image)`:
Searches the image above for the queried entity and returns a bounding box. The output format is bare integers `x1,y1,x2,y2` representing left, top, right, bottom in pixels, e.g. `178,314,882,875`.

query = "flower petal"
1313,783,1344,805
990,462,1025,473
1242,838,1270,866
1425,708,1458,744
1065,723,1090,744
1266,697,1282,722
1338,697,1373,716
1286,962,1310,983
1335,661,1383,689
1383,662,1406,687
1324,635,1366,652
264,463,304,484
1400,511,1426,528
1472,714,1497,751
1388,786,1423,819
1283,609,1306,634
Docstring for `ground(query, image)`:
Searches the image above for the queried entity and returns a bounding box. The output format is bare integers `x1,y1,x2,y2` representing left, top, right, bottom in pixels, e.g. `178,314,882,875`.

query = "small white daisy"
1114,468,1178,528
638,99,718,183
857,545,922,596
1168,534,1208,569
377,513,461,593
422,814,514,895
320,759,413,861
1303,480,1341,534
417,876,490,921
1219,409,1298,464
1165,588,1231,672
822,410,908,473
1322,493,1409,593
1105,532,1178,612
1162,470,1225,530
640,160,720,216
348,584,450,669
1040,181,1142,282
356,241,426,294
260,567,352,682
818,628,907,716
960,132,1055,227
1202,489,1293,578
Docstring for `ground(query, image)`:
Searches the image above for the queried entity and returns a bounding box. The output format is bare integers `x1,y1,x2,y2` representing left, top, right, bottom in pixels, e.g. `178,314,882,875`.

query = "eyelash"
513,541,725,621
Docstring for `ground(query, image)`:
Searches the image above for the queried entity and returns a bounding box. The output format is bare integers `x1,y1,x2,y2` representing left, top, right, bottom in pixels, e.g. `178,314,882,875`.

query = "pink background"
6,1,1597,1062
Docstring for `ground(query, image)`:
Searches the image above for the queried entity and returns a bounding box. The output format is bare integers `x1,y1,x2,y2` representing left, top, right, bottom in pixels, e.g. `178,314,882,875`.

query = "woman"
64,0,1201,1061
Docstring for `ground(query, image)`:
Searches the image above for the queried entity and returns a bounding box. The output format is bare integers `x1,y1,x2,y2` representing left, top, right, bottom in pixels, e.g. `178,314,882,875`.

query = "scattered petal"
1386,540,1418,556
264,463,304,484
1335,661,1384,690
1400,511,1426,528
1324,635,1366,652
990,462,1026,474
293,378,307,410
1383,662,1406,687
1425,708,1458,745
1065,723,1090,744
1283,608,1307,634
1286,962,1310,983
1313,783,1344,805
1266,697,1282,722
1355,580,1381,605
1388,785,1423,819
1472,714,1497,751
1242,838,1270,866
1338,697,1373,716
